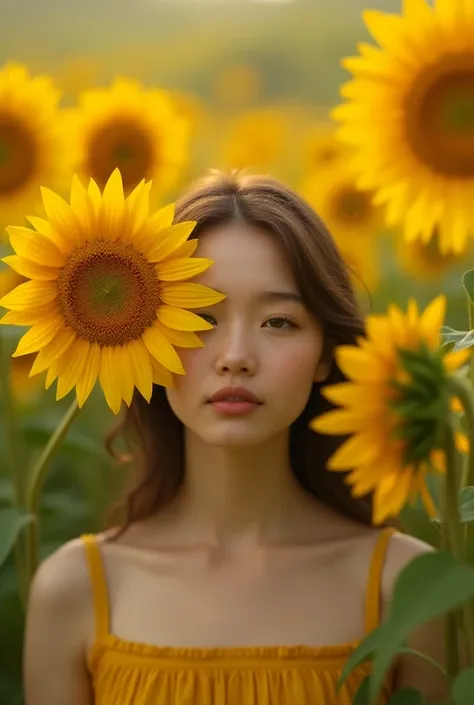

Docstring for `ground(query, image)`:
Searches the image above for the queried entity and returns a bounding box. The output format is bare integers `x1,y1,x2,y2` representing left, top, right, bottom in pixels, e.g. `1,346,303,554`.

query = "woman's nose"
214,326,257,376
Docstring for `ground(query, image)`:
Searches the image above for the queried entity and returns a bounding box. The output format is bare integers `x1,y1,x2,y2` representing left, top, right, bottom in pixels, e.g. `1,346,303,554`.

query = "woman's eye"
263,317,295,330
198,313,217,326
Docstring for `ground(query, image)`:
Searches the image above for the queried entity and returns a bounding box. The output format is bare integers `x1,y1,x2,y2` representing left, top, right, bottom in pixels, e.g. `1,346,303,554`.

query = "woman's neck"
160,429,325,552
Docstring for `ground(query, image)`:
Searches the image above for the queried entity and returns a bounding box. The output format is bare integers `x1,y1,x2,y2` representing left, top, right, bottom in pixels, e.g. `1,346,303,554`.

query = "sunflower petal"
327,432,383,470
40,187,79,239
56,338,90,401
155,257,212,282
0,303,59,327
162,239,198,261
157,305,213,331
126,339,153,402
160,283,226,308
13,314,63,356
70,175,94,230
29,327,76,376
88,178,102,212
0,280,57,310
142,323,185,374
98,346,123,414
124,180,152,236
7,226,65,267
310,409,362,434
150,357,174,387
2,255,60,281
146,222,197,262
75,342,100,408
155,322,204,348
26,216,70,253
101,168,125,240
420,295,446,348
45,359,60,390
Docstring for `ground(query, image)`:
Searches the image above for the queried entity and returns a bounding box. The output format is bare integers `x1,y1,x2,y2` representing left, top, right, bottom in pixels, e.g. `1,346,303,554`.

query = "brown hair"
106,170,373,535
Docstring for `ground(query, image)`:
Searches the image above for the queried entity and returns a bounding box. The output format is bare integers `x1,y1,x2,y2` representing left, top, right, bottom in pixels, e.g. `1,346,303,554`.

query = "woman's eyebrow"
257,291,303,304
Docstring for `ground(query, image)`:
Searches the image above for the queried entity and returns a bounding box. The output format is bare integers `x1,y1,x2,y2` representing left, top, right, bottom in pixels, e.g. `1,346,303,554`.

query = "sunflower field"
3,0,474,703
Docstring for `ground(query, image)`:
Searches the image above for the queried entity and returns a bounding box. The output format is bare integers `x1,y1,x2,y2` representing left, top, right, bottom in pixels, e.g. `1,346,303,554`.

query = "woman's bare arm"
23,539,94,705
383,533,449,702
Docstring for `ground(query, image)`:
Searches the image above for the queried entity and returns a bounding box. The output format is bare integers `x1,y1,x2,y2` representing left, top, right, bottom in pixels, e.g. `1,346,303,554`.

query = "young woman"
24,172,446,704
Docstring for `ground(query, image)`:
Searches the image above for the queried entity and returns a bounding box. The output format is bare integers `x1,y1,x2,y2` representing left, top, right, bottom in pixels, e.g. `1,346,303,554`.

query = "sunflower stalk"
443,418,474,672
0,332,28,606
24,399,80,595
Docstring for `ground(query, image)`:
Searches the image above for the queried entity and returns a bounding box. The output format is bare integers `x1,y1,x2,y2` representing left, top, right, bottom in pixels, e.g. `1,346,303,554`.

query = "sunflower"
310,296,469,524
337,233,380,292
0,62,69,225
333,0,474,254
301,165,383,240
10,353,42,406
221,108,287,171
64,78,190,197
395,228,470,280
302,122,347,172
0,169,225,414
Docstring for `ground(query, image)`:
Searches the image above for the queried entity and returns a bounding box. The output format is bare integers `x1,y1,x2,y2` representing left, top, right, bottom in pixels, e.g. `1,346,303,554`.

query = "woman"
24,172,446,704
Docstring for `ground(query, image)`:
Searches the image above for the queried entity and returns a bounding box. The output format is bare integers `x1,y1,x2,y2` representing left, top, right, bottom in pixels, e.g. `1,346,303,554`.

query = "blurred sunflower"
337,234,380,292
396,228,470,280
0,266,25,299
333,0,474,254
311,296,469,524
302,166,382,240
10,353,42,405
0,63,69,225
212,64,262,109
221,108,287,171
65,78,190,197
0,169,225,414
302,122,347,172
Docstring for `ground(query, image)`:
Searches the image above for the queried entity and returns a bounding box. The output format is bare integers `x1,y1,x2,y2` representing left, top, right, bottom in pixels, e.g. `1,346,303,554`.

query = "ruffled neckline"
88,633,366,671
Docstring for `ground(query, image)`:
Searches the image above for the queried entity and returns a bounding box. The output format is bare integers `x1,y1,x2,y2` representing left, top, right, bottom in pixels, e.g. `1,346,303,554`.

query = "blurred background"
0,0,467,701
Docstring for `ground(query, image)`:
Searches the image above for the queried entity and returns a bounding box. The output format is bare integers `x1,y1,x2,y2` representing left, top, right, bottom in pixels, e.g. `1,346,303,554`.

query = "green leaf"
369,552,474,701
459,487,474,523
441,326,470,346
453,331,474,352
452,667,474,705
0,508,34,570
387,688,425,704
398,505,441,548
338,626,384,686
463,269,474,305
353,676,371,705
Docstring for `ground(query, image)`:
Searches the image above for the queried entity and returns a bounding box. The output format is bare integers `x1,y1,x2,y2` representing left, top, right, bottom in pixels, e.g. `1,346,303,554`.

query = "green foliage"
452,667,474,705
0,509,34,571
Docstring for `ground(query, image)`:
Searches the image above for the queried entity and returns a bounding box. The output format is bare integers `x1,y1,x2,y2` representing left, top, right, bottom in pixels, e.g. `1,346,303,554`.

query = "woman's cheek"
269,345,320,390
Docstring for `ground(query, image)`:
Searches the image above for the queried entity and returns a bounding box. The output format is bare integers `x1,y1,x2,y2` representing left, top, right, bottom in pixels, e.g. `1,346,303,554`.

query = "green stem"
444,417,474,667
468,300,474,386
0,334,28,606
24,399,80,596
441,429,461,679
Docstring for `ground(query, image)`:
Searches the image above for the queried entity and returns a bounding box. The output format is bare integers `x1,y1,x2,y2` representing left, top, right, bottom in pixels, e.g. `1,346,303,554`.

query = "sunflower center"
405,54,474,177
86,118,155,192
57,240,161,347
332,186,372,225
0,113,37,195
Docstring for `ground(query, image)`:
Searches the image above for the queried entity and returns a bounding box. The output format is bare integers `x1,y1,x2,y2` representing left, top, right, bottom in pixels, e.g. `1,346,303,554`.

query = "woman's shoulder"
381,530,434,604
31,536,93,612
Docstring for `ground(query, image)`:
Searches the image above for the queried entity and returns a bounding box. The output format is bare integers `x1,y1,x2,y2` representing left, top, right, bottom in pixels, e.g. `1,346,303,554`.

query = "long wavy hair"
106,170,374,536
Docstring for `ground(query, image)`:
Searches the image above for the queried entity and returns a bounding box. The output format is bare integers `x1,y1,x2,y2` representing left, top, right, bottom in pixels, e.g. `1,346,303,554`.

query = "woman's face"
166,222,329,446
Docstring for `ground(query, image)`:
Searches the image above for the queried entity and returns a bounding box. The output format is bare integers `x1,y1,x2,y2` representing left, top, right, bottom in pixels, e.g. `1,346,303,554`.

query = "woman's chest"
105,545,366,648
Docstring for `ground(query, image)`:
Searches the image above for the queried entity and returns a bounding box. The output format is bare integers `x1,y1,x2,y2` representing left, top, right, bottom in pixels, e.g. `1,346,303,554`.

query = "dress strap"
364,527,397,634
81,534,110,639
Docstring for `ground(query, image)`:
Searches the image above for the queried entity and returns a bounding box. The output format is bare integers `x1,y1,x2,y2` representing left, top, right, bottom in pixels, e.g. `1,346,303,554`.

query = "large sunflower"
0,63,69,225
333,0,474,254
0,169,225,414
395,228,470,281
301,165,382,240
310,296,468,524
64,78,190,197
